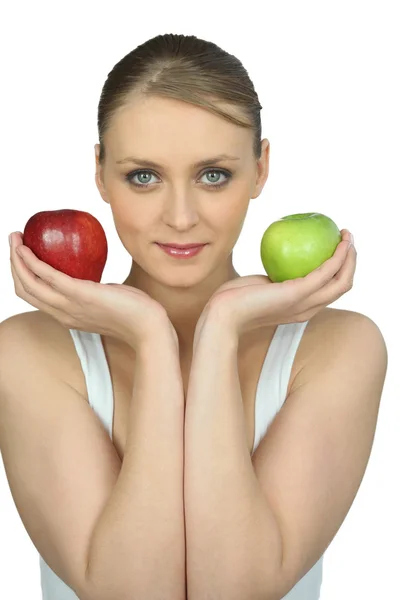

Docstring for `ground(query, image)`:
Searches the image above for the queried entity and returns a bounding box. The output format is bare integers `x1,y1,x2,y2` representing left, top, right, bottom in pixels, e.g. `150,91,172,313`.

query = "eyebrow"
116,154,241,169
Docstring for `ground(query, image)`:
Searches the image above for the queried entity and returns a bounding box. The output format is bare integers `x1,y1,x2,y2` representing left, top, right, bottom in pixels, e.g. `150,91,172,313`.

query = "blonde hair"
97,33,263,165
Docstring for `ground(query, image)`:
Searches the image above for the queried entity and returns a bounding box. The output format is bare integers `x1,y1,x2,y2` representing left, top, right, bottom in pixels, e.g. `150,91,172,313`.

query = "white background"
0,1,398,598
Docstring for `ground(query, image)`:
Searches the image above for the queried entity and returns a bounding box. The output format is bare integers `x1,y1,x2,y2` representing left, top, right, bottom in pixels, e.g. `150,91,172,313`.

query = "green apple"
260,212,341,282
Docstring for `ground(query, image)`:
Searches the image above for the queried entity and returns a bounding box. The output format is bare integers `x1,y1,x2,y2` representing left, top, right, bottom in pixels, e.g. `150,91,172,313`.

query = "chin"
158,271,207,289
153,261,212,286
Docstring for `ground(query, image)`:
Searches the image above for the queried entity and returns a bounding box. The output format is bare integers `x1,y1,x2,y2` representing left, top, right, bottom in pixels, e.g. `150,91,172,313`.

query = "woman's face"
95,95,270,289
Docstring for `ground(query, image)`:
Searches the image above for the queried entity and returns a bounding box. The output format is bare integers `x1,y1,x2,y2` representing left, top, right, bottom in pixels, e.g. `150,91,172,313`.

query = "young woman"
0,33,387,600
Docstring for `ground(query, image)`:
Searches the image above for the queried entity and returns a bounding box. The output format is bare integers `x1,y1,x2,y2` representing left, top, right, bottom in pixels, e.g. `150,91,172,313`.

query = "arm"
86,323,186,600
184,312,282,600
184,308,387,600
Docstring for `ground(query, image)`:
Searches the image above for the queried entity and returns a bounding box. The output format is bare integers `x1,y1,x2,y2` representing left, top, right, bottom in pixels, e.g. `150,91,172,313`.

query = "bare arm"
86,325,186,600
184,314,279,600
184,308,387,600
0,313,185,600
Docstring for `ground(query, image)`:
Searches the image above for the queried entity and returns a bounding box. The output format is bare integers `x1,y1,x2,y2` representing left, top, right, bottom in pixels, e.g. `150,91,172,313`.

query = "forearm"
184,316,283,600
86,328,186,600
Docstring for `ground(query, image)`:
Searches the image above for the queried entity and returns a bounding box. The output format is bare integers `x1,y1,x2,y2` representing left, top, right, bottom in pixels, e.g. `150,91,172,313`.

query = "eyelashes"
125,168,233,190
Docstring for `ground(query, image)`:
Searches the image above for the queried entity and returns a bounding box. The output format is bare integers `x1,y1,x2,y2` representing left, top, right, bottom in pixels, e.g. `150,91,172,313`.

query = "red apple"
22,209,108,282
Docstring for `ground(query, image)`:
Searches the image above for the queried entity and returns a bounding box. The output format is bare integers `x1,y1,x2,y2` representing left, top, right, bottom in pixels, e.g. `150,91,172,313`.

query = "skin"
94,95,270,356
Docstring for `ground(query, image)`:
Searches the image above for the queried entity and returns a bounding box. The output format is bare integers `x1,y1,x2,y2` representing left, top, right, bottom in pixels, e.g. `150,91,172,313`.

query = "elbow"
222,561,285,600
79,559,138,600
80,570,186,600
78,582,137,600
75,568,126,600
237,543,286,600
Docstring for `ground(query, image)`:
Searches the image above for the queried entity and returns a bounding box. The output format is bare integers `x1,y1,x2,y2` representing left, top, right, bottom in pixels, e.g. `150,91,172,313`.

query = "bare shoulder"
292,306,388,393
304,306,386,349
250,307,388,597
0,310,88,399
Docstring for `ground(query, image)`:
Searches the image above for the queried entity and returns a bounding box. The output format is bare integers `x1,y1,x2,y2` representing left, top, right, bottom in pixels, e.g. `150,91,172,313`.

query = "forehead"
106,96,253,160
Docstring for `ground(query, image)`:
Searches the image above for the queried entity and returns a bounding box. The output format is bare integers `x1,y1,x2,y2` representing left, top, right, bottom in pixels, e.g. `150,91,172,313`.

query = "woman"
0,33,387,600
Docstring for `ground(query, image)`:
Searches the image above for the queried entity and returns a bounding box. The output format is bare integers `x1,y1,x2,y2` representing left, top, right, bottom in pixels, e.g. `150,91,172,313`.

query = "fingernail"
350,233,354,244
8,234,12,247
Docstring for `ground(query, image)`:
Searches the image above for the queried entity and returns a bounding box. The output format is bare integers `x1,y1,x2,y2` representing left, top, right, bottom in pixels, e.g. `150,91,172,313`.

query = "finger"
340,229,353,243
297,242,356,314
303,229,352,286
9,258,69,322
317,242,357,305
17,244,75,292
11,258,45,310
10,241,63,308
11,237,75,309
302,238,352,294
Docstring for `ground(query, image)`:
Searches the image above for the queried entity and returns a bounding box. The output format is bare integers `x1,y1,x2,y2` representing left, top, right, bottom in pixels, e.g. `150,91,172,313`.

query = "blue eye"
125,168,232,189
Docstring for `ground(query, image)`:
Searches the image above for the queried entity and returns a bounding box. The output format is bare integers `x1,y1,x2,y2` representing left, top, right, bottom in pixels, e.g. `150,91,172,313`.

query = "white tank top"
39,321,323,599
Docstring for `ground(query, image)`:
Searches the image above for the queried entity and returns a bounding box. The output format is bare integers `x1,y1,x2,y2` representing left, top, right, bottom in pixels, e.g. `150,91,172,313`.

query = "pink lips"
156,243,207,259
157,243,206,249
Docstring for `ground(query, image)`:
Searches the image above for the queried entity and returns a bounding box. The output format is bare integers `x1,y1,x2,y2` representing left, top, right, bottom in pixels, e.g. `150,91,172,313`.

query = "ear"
251,139,270,199
94,144,110,205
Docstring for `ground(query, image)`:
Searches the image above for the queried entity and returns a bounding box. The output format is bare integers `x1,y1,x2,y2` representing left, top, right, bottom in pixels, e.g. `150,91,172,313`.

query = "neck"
122,258,240,352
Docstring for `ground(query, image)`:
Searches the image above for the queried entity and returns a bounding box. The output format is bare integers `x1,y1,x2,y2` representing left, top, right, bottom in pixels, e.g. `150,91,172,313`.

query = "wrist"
194,306,239,353
134,330,182,387
127,312,180,355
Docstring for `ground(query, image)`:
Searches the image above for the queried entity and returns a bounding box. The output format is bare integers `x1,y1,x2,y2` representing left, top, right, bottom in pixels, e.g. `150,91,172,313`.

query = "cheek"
109,194,156,234
209,194,249,230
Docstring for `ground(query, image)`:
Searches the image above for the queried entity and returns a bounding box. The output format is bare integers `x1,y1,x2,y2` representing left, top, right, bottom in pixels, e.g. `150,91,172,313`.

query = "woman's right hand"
9,232,178,351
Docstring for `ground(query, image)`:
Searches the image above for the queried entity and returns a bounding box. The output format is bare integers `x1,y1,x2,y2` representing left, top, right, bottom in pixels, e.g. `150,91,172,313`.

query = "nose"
162,189,200,231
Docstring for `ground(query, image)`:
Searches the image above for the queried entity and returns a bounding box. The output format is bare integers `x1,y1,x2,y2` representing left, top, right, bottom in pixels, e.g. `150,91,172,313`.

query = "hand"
195,229,356,341
9,232,177,350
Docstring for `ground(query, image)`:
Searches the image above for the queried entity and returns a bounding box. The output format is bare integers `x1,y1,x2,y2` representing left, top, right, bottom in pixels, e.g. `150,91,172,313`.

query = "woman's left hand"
195,229,356,343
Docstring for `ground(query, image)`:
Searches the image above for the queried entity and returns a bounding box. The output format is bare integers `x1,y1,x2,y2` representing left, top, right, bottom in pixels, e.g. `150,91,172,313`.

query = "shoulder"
304,306,386,351
0,310,87,398
0,309,67,353
251,307,387,597
292,306,388,393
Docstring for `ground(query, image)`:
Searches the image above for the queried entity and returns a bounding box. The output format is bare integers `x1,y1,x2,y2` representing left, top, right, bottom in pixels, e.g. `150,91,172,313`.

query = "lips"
156,243,207,249
156,243,207,259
